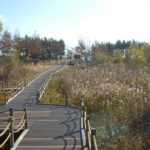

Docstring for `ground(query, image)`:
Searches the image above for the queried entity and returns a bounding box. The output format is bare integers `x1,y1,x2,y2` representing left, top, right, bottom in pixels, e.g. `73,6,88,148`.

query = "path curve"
0,65,82,150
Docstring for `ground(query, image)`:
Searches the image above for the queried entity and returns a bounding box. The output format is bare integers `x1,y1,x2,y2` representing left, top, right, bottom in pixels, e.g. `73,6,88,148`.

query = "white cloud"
59,0,150,45
38,0,150,46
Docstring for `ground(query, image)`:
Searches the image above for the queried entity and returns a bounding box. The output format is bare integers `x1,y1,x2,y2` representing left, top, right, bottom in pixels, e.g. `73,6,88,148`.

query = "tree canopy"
0,29,65,63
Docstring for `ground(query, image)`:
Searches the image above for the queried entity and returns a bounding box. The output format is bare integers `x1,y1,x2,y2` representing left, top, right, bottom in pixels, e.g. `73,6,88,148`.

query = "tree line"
73,39,146,57
0,29,65,64
73,39,150,70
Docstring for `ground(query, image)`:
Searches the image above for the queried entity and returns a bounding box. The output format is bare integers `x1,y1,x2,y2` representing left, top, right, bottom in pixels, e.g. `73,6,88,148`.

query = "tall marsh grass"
42,63,150,150
0,61,56,82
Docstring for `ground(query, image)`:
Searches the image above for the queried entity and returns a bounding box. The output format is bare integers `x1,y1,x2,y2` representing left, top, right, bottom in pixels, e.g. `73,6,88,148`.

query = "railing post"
4,90,8,104
86,115,91,148
65,93,68,106
83,110,86,130
17,85,18,93
24,107,28,129
36,91,39,103
81,95,84,117
9,116,14,148
20,81,22,89
2,81,4,90
21,81,23,88
86,115,90,131
80,95,84,107
91,128,96,150
24,79,26,86
6,80,8,89
9,108,13,116
12,88,15,97
85,115,89,147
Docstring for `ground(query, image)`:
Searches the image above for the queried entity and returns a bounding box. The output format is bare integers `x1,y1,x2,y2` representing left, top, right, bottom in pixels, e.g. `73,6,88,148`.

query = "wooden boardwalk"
0,65,83,150
16,105,81,150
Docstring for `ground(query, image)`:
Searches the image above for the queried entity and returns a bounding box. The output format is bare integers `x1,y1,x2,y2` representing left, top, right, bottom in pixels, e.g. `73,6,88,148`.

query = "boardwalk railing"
36,64,65,103
81,96,98,150
0,72,41,104
0,108,28,149
0,81,24,104
36,72,51,103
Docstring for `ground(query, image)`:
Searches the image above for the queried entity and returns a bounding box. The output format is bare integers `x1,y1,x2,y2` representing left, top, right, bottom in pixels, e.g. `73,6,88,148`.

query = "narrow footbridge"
0,65,98,150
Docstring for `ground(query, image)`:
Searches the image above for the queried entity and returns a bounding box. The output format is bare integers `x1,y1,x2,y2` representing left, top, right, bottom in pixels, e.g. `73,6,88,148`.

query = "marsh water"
90,112,131,149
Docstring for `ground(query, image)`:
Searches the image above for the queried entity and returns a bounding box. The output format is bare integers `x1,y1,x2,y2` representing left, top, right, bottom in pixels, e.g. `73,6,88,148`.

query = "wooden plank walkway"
0,65,82,150
16,105,81,150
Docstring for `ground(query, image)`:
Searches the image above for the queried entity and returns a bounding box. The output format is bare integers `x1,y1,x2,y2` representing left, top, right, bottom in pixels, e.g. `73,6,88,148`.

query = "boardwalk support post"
9,116,14,148
24,107,28,129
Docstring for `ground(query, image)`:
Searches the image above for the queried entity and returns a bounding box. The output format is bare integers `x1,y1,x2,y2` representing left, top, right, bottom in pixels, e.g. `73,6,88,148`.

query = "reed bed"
42,63,150,150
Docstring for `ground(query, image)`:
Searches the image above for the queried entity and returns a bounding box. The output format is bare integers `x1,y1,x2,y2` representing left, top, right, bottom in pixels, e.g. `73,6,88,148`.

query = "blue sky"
0,0,150,46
